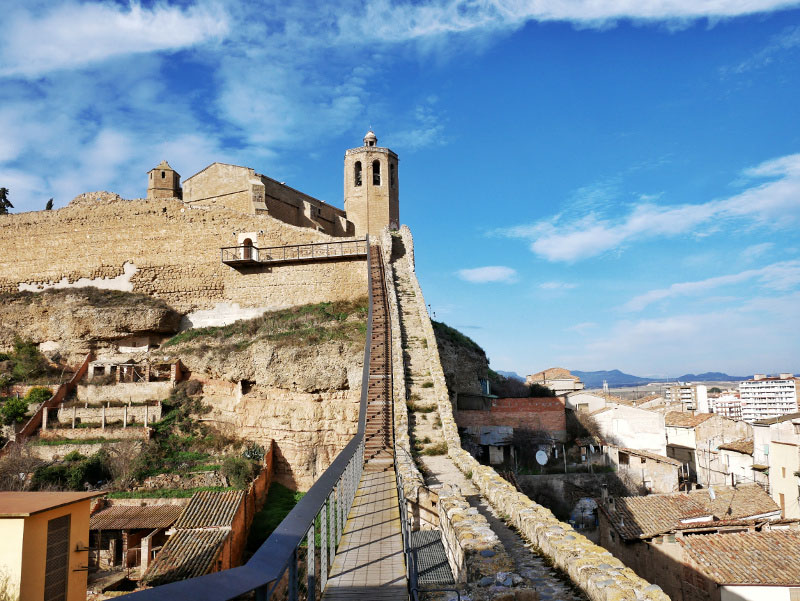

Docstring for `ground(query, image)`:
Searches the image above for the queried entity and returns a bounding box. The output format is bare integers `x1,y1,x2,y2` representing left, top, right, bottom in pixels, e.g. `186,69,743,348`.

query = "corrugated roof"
664,411,716,428
604,484,779,540
681,530,800,585
174,490,244,529
90,505,183,530
143,528,229,585
717,438,754,455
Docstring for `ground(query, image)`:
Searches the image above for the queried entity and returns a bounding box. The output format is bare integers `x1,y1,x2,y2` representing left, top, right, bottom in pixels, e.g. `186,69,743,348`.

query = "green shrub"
221,456,257,489
63,451,86,462
25,387,53,405
243,442,265,462
1,398,29,425
32,450,112,490
10,339,48,382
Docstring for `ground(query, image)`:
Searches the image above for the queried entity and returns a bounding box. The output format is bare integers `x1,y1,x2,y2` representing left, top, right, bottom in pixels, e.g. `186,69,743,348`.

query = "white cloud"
335,0,800,43
741,242,774,261
500,153,800,262
539,281,578,290
0,2,228,77
567,321,597,334
726,24,800,74
457,266,518,283
625,260,800,311
558,291,800,375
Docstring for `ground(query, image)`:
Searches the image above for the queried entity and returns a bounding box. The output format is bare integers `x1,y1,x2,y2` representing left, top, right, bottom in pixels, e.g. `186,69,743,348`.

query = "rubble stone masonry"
0,197,367,315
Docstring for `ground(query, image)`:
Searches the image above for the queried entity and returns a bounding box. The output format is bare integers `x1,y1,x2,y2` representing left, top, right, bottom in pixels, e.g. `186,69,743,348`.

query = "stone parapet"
394,225,669,601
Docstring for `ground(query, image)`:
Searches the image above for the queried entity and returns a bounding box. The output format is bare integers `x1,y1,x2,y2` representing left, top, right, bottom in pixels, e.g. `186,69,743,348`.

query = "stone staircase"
364,245,393,470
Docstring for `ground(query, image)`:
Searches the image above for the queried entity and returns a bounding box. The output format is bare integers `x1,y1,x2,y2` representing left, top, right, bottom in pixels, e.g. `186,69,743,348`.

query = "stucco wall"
0,198,367,314
77,382,172,404
595,406,667,455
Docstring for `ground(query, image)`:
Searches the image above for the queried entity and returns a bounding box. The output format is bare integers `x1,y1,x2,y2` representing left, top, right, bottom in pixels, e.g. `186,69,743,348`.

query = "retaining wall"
394,226,669,601
77,382,173,404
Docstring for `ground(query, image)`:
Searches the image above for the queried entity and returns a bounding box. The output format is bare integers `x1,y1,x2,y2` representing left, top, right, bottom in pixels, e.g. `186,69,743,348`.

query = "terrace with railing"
221,239,368,267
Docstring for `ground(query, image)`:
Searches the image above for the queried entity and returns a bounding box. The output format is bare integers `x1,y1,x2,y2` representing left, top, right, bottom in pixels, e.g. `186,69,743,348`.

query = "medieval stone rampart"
0,198,367,320
393,225,669,601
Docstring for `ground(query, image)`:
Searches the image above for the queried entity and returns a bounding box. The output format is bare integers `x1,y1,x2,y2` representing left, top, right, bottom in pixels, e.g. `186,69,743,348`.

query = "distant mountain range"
495,368,796,389
570,369,751,388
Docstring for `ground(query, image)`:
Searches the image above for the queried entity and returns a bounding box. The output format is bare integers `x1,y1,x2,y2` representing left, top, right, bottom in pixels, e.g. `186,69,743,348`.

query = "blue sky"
1,1,799,378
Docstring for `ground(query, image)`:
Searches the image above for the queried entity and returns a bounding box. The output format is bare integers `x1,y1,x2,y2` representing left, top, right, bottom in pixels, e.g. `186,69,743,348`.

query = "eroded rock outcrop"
0,288,181,361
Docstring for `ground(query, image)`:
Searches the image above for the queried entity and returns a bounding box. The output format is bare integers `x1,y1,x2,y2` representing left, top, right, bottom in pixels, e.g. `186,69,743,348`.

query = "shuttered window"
44,514,71,601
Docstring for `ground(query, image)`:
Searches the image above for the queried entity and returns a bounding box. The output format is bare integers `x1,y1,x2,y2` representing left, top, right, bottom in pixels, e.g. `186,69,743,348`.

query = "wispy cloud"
499,153,800,262
567,321,597,334
457,266,518,283
725,24,800,74
625,260,800,311
0,2,228,78
539,281,578,290
384,98,447,151
336,0,800,42
741,242,774,262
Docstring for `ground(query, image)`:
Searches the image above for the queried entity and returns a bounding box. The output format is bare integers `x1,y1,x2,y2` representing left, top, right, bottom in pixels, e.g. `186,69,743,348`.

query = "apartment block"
740,374,799,422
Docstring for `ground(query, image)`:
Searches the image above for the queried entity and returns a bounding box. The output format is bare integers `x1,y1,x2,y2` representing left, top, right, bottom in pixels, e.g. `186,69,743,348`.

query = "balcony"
221,239,368,267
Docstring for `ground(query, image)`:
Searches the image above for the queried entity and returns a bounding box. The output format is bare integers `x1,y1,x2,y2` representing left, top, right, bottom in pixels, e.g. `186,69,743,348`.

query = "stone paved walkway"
322,466,407,601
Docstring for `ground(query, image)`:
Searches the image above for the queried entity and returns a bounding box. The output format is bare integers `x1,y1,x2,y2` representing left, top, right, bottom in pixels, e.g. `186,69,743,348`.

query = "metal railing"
127,238,377,601
221,239,368,265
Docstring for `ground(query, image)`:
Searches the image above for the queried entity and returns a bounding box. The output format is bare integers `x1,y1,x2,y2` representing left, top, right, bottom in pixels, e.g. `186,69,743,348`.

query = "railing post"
307,524,315,601
289,547,298,601
321,502,328,589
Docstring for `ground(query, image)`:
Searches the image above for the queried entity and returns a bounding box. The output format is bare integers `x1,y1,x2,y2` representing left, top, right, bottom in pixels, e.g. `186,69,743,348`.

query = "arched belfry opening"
354,161,362,186
372,160,381,186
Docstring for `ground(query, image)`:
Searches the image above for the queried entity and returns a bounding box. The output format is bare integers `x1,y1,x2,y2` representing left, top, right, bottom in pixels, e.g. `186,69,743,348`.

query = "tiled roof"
681,530,800,585
174,490,245,529
143,528,229,585
664,412,715,428
90,505,182,530
604,484,779,540
619,448,682,467
717,438,754,455
527,367,579,382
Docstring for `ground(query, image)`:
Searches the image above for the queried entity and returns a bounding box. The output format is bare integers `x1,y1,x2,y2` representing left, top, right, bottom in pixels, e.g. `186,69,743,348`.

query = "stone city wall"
56,403,162,425
0,197,367,318
380,230,512,584
394,225,669,601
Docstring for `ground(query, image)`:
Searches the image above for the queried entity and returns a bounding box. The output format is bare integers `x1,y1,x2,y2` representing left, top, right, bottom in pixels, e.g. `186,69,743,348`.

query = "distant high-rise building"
711,394,743,420
740,374,799,422
664,384,708,412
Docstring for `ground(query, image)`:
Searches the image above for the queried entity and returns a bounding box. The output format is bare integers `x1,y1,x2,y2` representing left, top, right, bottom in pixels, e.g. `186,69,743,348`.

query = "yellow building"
0,492,101,601
770,440,800,518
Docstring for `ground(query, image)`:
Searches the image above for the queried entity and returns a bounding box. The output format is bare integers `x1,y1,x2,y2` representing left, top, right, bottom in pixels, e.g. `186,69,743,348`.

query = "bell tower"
344,131,398,237
147,160,182,200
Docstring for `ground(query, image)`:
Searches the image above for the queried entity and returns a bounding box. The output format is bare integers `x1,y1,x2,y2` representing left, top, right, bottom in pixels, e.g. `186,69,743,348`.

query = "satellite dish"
536,450,548,466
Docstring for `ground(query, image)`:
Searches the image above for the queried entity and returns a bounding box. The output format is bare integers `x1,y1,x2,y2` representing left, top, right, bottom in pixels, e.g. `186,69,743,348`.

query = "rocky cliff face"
433,320,489,397
0,288,181,362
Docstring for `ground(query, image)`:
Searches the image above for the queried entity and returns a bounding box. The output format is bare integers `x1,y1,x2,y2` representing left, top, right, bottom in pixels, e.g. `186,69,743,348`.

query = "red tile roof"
604,485,779,540
681,530,800,585
90,505,183,530
664,412,715,428
717,438,754,455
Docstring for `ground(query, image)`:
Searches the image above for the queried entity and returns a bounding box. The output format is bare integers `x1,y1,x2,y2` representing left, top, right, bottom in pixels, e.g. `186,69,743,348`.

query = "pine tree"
0,188,11,214
45,198,54,210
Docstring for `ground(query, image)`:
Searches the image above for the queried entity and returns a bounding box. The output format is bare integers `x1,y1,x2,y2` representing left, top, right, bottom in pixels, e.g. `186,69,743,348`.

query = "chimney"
608,496,616,513
600,483,609,505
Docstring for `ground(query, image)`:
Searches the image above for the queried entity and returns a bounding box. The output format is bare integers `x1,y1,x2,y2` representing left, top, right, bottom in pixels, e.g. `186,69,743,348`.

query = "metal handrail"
221,239,368,264
127,236,376,601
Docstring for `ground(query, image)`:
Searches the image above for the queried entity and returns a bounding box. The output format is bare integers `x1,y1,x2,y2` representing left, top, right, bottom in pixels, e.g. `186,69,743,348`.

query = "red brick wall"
456,397,566,438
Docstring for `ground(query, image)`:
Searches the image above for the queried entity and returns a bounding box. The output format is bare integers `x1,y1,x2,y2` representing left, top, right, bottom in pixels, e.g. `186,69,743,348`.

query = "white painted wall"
593,405,666,455
722,585,793,601
566,392,606,414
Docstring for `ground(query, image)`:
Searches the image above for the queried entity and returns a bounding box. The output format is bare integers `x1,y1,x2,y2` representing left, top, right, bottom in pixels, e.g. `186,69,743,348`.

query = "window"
390,163,396,187
354,161,362,187
372,160,381,185
161,171,165,179
45,515,71,601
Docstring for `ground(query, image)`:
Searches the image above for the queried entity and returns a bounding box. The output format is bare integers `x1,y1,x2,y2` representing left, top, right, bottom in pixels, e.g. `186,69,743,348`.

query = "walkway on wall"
221,239,368,267
389,234,586,601
321,246,406,601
